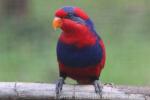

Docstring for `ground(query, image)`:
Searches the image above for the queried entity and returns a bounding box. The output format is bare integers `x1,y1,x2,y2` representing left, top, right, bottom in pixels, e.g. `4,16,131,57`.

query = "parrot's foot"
93,80,103,97
55,77,64,96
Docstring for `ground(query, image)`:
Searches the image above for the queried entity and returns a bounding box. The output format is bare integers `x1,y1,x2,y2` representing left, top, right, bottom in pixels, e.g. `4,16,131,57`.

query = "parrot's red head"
52,6,93,32
55,6,89,20
52,6,97,48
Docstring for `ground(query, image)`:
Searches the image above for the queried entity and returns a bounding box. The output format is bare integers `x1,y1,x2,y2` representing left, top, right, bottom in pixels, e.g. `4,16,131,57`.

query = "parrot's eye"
65,13,74,19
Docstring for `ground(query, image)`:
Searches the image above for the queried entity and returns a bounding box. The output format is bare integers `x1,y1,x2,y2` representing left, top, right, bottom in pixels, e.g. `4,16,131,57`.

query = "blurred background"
0,0,150,85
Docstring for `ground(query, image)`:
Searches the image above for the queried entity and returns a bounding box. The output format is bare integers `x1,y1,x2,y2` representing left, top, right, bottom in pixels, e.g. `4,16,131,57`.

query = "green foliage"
0,0,150,85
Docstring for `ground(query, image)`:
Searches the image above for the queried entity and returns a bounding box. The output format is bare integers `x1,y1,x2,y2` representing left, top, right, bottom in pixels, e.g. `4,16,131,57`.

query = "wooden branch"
0,82,149,100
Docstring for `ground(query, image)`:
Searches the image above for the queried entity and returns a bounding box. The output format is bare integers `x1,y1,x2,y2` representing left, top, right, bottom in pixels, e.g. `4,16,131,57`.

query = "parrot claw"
55,77,64,96
93,80,103,97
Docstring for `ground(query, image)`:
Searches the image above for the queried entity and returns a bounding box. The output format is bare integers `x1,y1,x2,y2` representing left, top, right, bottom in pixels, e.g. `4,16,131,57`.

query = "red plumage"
59,18,96,48
74,7,89,20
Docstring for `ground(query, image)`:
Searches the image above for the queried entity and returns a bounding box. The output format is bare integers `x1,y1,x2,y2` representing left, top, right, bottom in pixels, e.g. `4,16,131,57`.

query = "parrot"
52,6,106,96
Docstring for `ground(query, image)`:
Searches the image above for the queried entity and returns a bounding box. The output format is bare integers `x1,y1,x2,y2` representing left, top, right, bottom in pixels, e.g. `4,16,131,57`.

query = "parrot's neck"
59,30,96,48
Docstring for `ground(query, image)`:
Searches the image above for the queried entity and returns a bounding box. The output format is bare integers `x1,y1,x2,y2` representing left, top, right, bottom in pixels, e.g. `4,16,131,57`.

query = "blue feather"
57,40,103,67
62,6,74,13
85,19,101,40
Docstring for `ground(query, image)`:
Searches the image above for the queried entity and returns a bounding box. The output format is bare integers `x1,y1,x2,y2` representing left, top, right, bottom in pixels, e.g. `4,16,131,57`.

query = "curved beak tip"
52,17,62,30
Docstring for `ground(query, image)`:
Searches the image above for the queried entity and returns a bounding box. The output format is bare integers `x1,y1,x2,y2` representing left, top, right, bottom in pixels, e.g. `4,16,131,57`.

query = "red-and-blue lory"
52,6,106,95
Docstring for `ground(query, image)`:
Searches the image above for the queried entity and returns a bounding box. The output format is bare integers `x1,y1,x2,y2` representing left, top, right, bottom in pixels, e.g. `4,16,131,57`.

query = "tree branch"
0,82,149,100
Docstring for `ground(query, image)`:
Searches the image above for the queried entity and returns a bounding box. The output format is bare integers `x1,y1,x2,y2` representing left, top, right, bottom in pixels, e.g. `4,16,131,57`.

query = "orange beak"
52,17,62,30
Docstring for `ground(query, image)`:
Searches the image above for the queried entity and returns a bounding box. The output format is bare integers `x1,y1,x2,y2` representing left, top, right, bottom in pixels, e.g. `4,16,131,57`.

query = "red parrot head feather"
55,6,89,20
52,6,95,33
52,6,98,48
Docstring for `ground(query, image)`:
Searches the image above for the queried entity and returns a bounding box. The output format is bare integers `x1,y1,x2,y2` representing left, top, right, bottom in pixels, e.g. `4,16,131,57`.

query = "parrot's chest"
57,40,103,67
